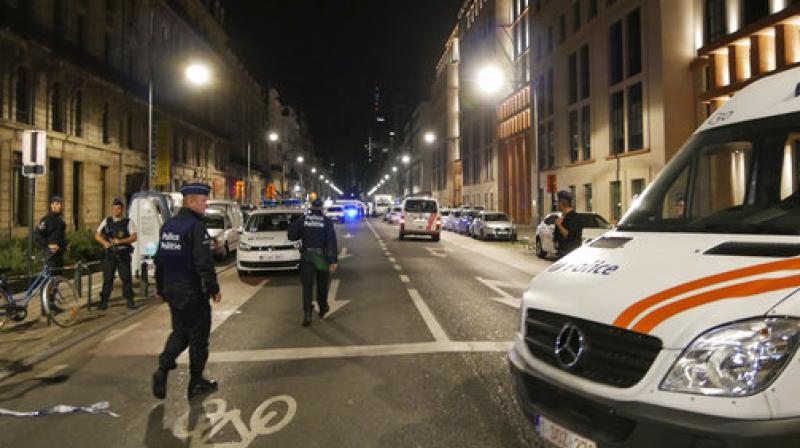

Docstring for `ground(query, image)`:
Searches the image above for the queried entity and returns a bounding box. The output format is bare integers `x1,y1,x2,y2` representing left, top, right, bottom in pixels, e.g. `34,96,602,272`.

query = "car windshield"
579,214,609,228
405,200,437,212
207,204,227,213
246,213,301,232
483,214,509,222
393,207,402,212
618,112,800,235
328,207,343,212
203,215,225,229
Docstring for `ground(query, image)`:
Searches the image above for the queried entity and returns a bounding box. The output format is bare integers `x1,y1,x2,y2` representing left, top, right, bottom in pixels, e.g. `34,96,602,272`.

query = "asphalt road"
0,218,550,448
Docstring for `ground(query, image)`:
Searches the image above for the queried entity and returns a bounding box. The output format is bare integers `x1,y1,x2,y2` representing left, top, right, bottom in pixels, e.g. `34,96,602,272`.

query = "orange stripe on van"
631,274,800,333
613,258,800,329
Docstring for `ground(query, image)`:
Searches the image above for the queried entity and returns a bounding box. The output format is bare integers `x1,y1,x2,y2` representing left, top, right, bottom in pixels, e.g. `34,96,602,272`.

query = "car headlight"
292,241,302,249
660,318,800,397
239,242,252,251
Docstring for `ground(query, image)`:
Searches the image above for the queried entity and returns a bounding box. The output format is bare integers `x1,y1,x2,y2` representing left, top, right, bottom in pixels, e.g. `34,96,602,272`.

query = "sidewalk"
0,271,156,381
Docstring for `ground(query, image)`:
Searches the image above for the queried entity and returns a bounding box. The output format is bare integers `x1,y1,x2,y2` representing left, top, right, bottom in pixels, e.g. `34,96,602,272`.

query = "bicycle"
0,255,81,329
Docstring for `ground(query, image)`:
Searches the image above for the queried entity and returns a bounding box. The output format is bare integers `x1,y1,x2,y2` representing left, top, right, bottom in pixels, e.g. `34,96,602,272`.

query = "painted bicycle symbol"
173,395,297,447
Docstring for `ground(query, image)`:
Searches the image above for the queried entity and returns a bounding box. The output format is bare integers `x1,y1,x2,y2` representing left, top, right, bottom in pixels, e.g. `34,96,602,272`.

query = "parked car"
207,200,244,235
325,205,345,222
343,204,361,220
237,208,303,275
456,209,480,234
240,204,257,223
387,206,403,224
129,191,173,279
444,208,462,231
470,211,517,241
203,209,241,259
399,197,440,241
535,212,611,258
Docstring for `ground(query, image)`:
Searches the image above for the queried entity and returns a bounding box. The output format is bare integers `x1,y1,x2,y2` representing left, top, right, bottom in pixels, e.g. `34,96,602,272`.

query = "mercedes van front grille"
524,308,662,388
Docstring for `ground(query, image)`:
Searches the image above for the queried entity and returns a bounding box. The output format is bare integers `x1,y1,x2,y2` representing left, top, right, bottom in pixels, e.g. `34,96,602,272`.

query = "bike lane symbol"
173,395,297,447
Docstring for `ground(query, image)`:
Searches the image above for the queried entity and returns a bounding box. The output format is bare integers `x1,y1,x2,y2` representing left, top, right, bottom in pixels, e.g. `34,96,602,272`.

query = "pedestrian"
553,190,582,258
288,198,338,327
95,198,137,310
35,196,67,272
152,183,221,400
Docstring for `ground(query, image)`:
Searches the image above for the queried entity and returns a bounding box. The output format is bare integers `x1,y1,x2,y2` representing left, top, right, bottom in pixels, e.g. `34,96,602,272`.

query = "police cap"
50,195,64,204
180,183,212,197
556,190,573,202
112,198,124,207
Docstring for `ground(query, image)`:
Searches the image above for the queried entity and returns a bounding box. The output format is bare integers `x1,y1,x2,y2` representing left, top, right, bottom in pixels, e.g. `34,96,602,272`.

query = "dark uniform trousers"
100,251,134,302
159,297,211,376
300,261,330,312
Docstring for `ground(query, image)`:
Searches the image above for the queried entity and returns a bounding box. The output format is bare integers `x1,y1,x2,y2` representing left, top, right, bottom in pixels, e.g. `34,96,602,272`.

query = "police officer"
152,183,221,400
95,198,137,310
36,196,67,271
288,199,338,327
554,190,583,258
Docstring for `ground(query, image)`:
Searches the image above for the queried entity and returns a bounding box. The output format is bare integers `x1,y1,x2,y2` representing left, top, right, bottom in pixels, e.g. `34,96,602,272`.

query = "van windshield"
207,204,227,214
203,215,225,229
483,214,509,222
618,112,800,235
405,200,437,212
246,213,301,232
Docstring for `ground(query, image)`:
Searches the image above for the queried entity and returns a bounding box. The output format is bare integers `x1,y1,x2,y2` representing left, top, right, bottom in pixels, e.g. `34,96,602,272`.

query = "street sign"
21,130,46,178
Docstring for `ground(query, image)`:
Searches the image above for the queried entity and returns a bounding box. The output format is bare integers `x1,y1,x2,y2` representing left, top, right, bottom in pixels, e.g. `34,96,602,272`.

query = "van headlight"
239,242,252,251
660,318,800,397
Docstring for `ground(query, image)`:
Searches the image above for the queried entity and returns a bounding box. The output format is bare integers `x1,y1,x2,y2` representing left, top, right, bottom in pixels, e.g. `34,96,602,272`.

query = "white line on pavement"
388,257,397,263
393,264,402,271
407,289,448,342
399,275,410,283
35,364,69,379
326,279,350,318
475,277,527,309
106,322,142,342
198,341,512,364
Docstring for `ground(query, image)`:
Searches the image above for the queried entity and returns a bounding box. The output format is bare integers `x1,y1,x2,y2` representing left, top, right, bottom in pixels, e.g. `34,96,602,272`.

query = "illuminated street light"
392,166,398,173
384,174,390,180
296,155,304,164
477,65,504,95
294,185,301,192
311,167,317,174
401,154,411,165
185,62,212,86
424,131,436,144
268,132,280,142
320,175,325,180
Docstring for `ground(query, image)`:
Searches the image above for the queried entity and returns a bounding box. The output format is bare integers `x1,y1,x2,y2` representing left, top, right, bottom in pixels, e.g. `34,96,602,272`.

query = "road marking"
425,247,448,259
200,341,511,364
475,277,528,309
388,257,397,263
325,279,350,318
105,322,142,342
393,264,402,271
407,288,448,342
339,247,352,260
366,220,381,239
399,275,410,283
35,364,68,379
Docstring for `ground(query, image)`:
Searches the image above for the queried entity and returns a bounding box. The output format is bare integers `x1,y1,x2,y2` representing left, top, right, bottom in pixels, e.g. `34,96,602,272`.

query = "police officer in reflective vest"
152,183,222,400
95,198,137,310
36,196,67,271
288,199,338,326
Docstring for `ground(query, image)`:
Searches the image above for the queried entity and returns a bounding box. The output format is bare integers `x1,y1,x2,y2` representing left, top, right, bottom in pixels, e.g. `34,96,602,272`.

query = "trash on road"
0,401,119,418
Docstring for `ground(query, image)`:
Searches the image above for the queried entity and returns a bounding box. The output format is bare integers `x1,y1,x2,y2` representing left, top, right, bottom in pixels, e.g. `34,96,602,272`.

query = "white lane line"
407,288,448,342
393,264,403,271
475,277,527,309
105,322,142,342
388,257,397,263
199,341,512,364
326,279,350,318
399,275,410,283
366,220,381,239
35,364,69,379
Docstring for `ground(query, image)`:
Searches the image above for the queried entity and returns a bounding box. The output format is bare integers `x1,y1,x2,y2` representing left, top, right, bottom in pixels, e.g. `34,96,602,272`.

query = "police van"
510,67,800,447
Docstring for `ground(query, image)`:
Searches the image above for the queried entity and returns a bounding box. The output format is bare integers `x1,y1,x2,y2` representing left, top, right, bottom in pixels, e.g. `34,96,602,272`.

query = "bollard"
140,261,149,298
74,261,83,298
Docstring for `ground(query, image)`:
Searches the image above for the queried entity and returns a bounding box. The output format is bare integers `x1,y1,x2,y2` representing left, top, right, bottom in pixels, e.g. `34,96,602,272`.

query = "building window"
77,13,86,49
584,183,593,212
631,178,645,201
581,105,591,160
569,185,577,208
546,69,554,115
12,153,32,227
568,52,578,104
51,83,64,132
609,21,624,85
559,15,566,42
626,8,642,77
705,0,726,45
610,181,622,222
610,91,625,154
580,44,590,99
49,157,64,201
73,161,83,229
627,83,643,150
104,32,112,62
569,110,579,163
102,103,110,144
573,0,581,31
742,0,770,27
73,91,83,137
14,67,30,124
126,114,133,149
100,166,108,218
589,0,598,19
547,122,555,168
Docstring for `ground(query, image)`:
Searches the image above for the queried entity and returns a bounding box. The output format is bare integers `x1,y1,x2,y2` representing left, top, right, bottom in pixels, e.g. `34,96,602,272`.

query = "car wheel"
480,230,486,240
432,234,440,242
535,238,546,259
237,269,248,277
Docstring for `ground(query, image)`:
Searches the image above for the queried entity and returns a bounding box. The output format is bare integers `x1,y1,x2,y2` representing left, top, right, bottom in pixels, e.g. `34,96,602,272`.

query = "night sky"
223,0,462,184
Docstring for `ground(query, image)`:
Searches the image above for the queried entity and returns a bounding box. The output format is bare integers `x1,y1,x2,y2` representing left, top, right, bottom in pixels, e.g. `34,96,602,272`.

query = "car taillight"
400,214,406,225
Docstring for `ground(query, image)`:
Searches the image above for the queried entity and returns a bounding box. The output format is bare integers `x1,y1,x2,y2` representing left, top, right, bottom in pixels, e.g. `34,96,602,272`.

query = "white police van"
510,67,800,447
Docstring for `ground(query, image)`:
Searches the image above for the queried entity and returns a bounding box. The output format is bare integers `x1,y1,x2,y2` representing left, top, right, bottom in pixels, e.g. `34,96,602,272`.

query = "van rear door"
404,199,438,232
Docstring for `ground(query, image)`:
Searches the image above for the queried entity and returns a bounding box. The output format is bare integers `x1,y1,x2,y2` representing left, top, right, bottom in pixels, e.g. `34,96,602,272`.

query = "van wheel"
535,238,546,259
432,234,440,242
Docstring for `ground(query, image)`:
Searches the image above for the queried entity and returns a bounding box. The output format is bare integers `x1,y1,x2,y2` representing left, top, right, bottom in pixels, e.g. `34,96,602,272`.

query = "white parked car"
203,209,241,259
470,211,517,241
534,212,610,258
325,205,345,222
207,200,244,234
237,209,303,275
387,206,403,225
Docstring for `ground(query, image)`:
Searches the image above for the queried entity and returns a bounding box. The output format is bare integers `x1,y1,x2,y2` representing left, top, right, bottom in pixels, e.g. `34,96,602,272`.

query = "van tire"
535,238,546,259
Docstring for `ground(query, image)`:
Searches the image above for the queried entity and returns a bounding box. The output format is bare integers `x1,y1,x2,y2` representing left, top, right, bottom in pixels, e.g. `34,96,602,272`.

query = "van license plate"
536,416,596,448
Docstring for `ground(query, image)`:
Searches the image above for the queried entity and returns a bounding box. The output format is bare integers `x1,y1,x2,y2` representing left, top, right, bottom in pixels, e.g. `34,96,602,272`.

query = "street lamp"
268,132,279,142
296,155,304,164
424,131,436,144
401,154,411,165
392,166,398,173
185,63,212,86
311,167,317,174
477,65,505,95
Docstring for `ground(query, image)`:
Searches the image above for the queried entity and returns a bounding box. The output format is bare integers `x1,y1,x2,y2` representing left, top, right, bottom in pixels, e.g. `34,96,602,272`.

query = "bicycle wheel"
44,278,81,327
0,288,13,330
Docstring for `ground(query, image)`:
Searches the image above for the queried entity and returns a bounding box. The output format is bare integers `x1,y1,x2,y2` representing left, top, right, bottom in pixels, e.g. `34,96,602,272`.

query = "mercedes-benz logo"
554,323,585,369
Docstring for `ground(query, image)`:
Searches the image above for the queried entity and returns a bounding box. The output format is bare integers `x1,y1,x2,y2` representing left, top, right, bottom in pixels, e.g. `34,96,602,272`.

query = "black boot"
302,309,312,326
188,377,218,399
152,368,168,400
126,299,137,310
318,303,330,319
97,301,108,311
